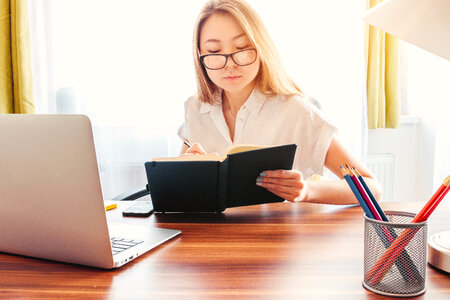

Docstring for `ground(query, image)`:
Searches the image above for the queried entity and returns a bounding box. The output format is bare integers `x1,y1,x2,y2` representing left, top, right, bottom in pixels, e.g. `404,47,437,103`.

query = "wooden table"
1,202,449,299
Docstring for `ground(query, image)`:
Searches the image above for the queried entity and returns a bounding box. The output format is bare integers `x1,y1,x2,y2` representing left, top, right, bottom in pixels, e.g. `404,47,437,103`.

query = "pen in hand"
177,131,191,148
177,130,208,154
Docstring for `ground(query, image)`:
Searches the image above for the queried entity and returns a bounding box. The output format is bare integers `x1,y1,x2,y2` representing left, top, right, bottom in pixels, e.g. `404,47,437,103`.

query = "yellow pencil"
105,203,117,211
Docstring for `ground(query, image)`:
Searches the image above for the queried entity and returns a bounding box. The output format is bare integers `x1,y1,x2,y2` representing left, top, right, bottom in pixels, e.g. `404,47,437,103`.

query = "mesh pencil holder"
362,211,428,297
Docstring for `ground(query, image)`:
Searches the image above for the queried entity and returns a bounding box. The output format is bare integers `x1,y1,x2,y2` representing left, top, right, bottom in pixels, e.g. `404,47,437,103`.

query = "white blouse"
179,88,337,179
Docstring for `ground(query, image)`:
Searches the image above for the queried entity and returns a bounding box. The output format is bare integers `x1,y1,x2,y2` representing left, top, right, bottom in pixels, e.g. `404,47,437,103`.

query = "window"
30,0,366,198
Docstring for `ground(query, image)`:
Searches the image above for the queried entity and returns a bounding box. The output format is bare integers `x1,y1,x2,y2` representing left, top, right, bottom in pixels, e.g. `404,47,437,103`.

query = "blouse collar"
199,88,267,116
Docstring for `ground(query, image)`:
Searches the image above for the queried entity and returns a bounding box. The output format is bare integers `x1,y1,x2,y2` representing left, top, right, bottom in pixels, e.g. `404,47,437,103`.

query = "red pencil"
412,175,450,222
421,176,450,220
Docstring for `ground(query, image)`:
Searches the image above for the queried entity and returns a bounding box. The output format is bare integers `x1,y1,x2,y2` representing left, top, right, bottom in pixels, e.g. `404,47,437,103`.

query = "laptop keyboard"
110,237,144,255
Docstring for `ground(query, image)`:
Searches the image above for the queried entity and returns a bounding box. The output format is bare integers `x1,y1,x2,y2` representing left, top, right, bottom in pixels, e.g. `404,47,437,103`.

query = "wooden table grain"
1,202,449,299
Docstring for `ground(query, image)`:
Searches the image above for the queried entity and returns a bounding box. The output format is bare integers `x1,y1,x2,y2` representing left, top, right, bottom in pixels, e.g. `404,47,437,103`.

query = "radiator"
366,154,395,202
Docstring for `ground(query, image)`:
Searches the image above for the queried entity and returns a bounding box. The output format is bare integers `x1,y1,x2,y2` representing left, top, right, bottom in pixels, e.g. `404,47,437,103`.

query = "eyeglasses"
199,48,257,70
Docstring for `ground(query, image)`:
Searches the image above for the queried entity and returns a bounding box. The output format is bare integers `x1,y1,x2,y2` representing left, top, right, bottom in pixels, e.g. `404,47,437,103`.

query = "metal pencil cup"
362,211,428,297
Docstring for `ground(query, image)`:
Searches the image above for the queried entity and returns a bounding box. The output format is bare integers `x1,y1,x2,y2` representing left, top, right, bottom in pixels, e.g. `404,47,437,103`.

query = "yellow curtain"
365,0,400,129
0,0,34,114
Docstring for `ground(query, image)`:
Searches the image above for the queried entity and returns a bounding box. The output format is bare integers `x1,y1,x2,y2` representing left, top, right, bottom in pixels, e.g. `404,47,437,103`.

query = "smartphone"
122,201,154,217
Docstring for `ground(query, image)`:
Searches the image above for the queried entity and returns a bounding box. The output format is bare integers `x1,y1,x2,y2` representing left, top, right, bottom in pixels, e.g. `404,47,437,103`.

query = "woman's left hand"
256,169,308,202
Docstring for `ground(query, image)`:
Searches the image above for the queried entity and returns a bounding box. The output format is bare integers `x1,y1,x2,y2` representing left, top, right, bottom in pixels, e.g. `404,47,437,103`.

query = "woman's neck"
223,82,256,115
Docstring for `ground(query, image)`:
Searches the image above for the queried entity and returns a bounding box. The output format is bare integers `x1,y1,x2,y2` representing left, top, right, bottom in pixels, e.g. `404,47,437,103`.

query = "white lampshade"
362,0,450,61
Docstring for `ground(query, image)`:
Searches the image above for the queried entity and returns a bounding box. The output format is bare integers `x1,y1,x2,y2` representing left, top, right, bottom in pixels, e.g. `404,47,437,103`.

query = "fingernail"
259,172,267,177
256,177,264,182
256,181,263,186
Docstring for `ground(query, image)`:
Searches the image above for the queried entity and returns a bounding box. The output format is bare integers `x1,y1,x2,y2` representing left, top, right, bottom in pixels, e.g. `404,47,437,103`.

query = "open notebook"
146,144,297,213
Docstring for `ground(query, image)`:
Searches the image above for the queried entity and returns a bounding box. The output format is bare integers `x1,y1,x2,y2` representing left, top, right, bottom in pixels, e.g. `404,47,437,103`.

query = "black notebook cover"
145,144,297,213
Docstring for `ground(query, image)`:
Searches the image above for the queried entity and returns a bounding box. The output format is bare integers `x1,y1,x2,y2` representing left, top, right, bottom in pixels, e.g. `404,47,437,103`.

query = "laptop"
0,114,180,268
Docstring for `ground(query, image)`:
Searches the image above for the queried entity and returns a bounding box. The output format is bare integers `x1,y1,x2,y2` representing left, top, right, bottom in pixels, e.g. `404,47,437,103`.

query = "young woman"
179,0,382,204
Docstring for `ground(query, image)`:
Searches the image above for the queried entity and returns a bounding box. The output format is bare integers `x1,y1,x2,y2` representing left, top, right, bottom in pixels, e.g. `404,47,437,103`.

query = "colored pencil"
352,166,421,282
347,165,382,220
340,165,372,217
345,165,419,281
353,168,388,221
105,203,117,211
415,175,450,221
367,175,450,284
342,165,413,280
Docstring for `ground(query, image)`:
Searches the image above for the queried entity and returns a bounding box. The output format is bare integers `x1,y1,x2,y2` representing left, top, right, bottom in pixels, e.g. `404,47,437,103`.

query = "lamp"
362,0,450,61
362,0,450,274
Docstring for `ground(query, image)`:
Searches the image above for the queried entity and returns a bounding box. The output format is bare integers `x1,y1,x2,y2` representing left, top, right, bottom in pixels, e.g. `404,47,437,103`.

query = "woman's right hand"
184,143,207,155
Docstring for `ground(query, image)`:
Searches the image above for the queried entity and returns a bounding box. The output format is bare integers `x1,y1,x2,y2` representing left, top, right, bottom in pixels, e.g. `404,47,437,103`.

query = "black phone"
122,201,154,217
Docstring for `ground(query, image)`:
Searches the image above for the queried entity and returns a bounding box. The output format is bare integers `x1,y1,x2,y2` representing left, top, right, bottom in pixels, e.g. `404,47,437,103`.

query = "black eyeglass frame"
199,48,257,70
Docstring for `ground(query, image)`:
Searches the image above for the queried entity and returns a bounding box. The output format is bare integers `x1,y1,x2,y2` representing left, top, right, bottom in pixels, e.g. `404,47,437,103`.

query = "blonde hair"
193,0,306,104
